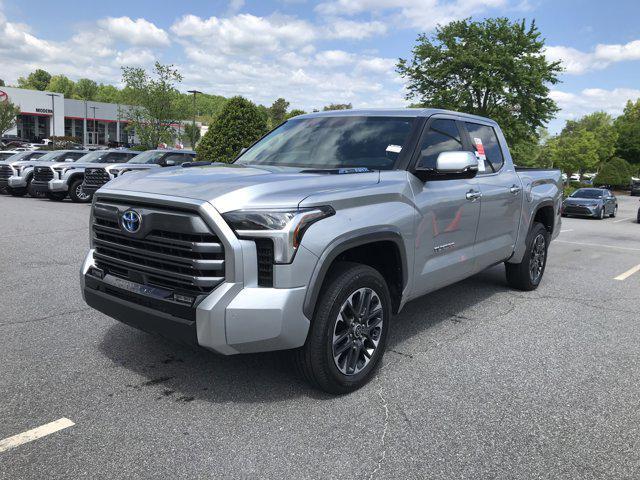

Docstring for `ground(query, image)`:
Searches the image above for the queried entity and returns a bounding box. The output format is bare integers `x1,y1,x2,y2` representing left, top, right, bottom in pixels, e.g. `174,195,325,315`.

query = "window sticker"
473,137,486,171
386,144,402,154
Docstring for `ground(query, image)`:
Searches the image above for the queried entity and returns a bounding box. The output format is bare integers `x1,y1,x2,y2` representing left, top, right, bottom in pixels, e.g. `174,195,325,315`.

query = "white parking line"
615,264,640,281
613,217,634,223
0,418,75,453
560,229,574,233
555,240,640,252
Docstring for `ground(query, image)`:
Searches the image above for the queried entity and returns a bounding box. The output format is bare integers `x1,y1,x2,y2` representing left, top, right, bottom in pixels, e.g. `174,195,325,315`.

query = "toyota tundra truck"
82,149,196,196
32,149,139,203
81,109,562,393
0,150,47,193
5,149,88,197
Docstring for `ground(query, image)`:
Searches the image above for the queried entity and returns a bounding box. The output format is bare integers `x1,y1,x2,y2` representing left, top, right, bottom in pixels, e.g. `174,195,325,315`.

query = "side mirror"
414,151,478,181
65,158,74,162
164,159,176,166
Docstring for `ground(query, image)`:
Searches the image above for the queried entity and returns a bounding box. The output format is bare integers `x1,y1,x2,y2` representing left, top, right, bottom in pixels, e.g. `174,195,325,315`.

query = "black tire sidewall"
526,223,550,287
69,179,91,203
313,264,391,392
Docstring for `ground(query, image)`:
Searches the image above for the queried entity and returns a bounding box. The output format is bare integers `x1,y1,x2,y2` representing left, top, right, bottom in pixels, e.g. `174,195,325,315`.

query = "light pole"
90,106,99,146
46,93,59,149
187,90,202,148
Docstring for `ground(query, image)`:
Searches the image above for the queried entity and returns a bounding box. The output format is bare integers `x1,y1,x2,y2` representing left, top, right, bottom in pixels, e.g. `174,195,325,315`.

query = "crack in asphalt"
0,307,92,327
368,386,390,480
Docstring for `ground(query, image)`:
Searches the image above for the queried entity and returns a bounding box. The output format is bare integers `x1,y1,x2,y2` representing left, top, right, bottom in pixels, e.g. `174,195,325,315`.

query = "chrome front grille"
91,201,225,296
0,164,12,180
34,166,54,182
84,168,111,188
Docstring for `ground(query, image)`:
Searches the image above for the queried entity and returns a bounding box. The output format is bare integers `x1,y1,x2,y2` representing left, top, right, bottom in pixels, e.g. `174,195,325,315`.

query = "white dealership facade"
1,86,137,145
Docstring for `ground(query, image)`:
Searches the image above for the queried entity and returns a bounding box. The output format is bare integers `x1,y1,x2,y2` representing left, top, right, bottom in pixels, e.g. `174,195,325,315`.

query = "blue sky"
1,0,639,132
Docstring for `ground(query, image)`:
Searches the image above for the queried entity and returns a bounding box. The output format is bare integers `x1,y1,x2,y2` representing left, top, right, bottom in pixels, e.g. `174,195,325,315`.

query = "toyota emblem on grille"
121,209,142,233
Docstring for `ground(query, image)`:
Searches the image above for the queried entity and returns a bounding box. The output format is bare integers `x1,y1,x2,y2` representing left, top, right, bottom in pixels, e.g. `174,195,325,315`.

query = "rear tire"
505,222,550,291
610,206,617,218
45,192,66,201
294,262,391,394
598,208,605,220
69,178,92,203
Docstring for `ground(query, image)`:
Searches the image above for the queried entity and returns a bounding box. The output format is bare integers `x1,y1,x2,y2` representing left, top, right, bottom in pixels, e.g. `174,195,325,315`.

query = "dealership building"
1,86,137,145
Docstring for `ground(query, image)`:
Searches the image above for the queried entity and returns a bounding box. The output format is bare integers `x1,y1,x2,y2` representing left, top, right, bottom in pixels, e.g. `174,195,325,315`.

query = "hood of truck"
100,163,381,212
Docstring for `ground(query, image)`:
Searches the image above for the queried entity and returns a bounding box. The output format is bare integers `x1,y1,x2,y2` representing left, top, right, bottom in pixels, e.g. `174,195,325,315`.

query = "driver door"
410,116,481,296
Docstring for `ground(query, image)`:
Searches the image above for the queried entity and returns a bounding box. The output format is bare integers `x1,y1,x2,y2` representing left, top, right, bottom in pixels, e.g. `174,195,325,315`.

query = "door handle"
510,185,521,195
466,190,482,201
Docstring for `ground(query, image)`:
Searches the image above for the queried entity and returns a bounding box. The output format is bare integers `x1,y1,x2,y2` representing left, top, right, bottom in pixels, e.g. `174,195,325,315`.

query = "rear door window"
164,153,194,165
464,122,504,173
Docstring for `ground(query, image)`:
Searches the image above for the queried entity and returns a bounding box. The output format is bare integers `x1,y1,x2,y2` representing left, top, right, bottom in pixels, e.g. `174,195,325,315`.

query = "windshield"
74,151,110,163
570,188,603,199
0,152,16,161
235,116,416,170
126,151,164,164
34,151,68,162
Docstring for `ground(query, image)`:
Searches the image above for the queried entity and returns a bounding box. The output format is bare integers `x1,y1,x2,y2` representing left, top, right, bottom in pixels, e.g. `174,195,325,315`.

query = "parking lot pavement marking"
613,217,634,223
0,418,75,453
560,229,574,233
614,263,640,281
555,240,640,253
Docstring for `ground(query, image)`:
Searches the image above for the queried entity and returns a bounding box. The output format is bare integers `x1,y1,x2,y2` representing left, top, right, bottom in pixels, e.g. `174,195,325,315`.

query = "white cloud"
171,14,315,55
324,19,387,39
227,0,245,15
98,17,170,47
545,39,640,74
550,87,640,120
315,0,507,29
315,50,355,67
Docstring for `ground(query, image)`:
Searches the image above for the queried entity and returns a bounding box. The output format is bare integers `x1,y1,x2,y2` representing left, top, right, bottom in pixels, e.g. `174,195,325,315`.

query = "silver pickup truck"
32,149,139,203
81,109,562,393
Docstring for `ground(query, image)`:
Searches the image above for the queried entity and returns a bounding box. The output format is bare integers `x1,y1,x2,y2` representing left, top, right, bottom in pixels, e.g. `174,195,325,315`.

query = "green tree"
47,75,75,97
323,103,352,111
74,78,99,100
196,96,268,163
563,111,617,166
286,109,307,119
398,18,562,150
614,99,640,166
95,84,122,103
183,122,201,148
0,99,20,137
269,98,289,127
17,69,52,91
551,129,600,176
0,79,5,86
121,62,185,149
594,157,633,187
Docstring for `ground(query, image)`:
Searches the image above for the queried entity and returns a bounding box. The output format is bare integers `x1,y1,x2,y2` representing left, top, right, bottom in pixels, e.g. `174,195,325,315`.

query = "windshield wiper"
300,167,373,175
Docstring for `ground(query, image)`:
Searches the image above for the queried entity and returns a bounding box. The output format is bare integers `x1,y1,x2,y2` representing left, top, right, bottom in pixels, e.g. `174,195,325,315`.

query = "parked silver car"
562,188,618,219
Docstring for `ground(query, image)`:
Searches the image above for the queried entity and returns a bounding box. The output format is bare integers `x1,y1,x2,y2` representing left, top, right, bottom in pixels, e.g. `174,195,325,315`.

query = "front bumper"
30,180,51,193
49,179,68,192
81,238,313,355
562,204,600,217
8,176,27,188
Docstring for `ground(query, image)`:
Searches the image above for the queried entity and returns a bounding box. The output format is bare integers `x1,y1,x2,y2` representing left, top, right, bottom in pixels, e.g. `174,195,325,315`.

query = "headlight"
222,206,335,263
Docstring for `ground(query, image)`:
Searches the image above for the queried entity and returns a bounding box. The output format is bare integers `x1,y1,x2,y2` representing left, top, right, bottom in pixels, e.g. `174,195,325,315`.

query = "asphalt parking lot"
1,194,639,479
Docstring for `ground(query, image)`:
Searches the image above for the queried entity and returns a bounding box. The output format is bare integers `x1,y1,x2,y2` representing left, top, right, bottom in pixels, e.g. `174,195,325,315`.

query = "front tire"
598,208,605,220
610,205,617,218
294,262,391,394
505,222,550,291
69,178,92,203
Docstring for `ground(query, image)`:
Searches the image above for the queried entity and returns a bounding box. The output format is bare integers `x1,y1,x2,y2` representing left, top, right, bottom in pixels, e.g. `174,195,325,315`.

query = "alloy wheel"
332,287,384,376
76,184,90,201
529,234,546,284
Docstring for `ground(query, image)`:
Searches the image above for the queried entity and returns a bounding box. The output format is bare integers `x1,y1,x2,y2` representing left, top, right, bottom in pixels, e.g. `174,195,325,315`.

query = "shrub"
196,96,268,163
594,157,633,187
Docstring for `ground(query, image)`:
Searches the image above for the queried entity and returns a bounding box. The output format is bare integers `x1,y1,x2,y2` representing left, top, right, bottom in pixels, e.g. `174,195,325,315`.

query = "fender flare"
303,228,408,319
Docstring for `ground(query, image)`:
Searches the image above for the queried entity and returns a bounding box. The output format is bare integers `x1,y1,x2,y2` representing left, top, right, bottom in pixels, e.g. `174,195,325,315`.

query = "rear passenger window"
464,122,504,173
417,119,463,170
164,153,193,165
107,153,132,163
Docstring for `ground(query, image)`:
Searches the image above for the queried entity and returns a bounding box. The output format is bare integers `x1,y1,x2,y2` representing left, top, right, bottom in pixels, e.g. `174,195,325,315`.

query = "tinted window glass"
66,152,87,160
107,152,134,163
417,119,463,170
465,122,504,173
236,116,415,170
164,153,193,165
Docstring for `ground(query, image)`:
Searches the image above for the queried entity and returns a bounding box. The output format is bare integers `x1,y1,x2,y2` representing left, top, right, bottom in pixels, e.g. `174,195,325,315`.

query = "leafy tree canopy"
74,78,99,100
323,103,352,111
286,109,307,119
269,98,290,128
614,99,640,166
17,69,52,91
47,75,75,98
0,98,21,137
551,128,600,176
594,157,634,187
196,96,268,163
398,17,562,150
562,111,617,165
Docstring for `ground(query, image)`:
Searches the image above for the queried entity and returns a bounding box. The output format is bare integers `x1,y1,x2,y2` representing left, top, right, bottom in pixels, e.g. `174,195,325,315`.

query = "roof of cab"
297,108,498,125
